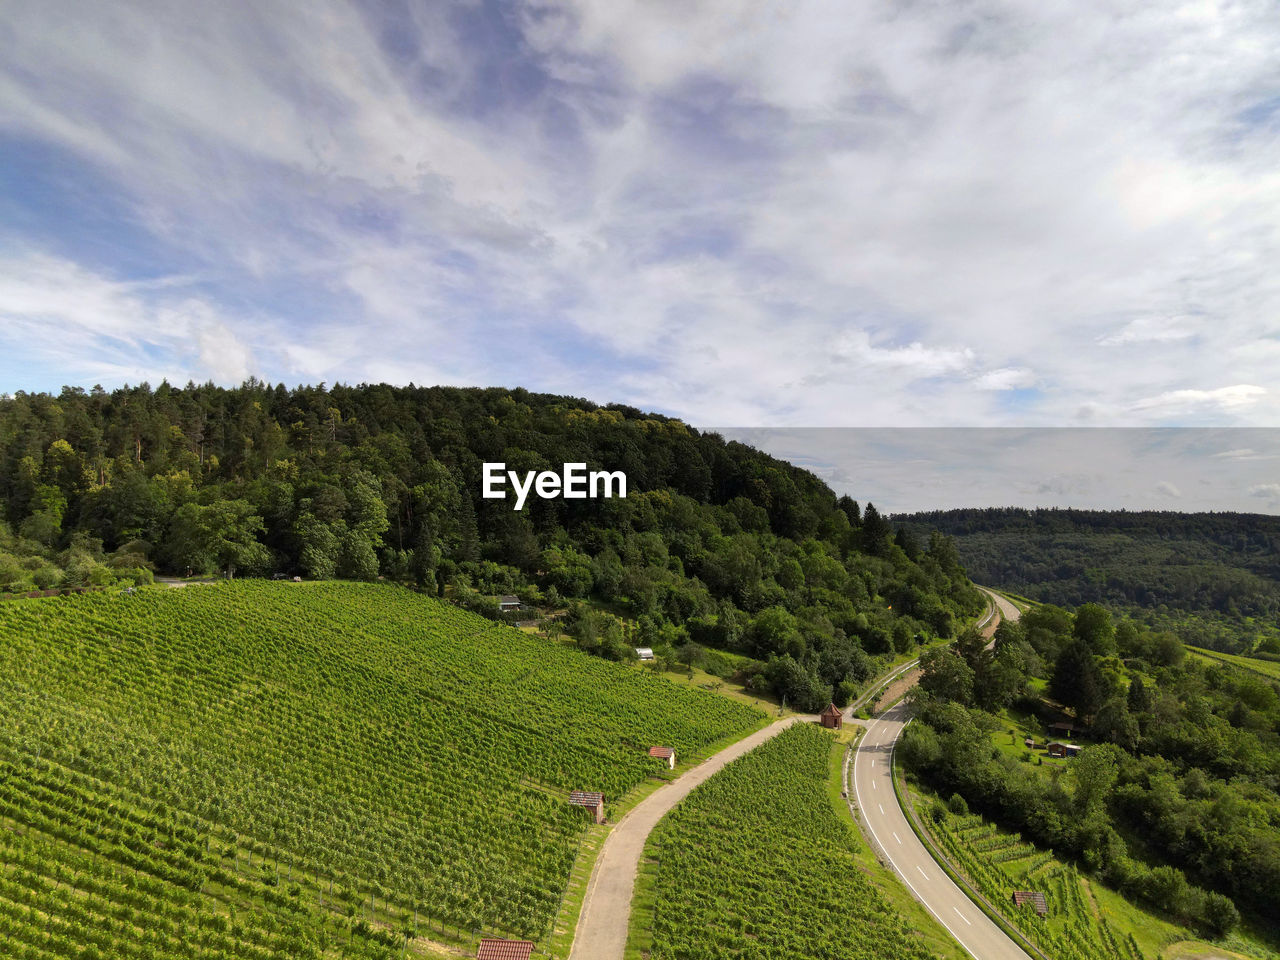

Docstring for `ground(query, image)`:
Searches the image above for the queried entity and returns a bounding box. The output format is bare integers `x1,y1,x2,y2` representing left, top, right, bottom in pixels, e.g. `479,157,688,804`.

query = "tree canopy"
0,381,983,708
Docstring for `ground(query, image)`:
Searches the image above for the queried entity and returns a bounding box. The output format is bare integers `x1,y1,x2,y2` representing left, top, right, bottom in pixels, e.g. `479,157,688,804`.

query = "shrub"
1203,892,1240,937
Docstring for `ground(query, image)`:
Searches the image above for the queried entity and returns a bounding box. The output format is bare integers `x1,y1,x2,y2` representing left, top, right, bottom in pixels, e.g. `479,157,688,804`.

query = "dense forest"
0,381,981,710
900,508,1280,654
902,603,1280,940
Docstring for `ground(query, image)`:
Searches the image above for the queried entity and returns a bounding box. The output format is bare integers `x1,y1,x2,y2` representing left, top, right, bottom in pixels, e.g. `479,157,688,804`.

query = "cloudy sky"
722,428,1280,514
2,0,1280,431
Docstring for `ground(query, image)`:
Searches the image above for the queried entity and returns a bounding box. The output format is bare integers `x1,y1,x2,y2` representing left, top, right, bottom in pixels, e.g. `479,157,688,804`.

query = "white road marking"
872,780,877,790
893,831,901,844
848,594,1021,960
855,709,984,960
955,907,972,926
878,803,884,814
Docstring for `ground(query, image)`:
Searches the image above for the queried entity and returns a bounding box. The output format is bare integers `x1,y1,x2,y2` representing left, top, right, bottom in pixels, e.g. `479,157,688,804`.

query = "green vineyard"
0,581,763,959
919,804,1154,960
1186,646,1280,682
633,723,936,960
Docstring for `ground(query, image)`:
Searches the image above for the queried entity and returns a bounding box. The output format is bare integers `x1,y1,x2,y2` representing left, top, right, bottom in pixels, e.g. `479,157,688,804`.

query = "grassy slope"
0,581,763,958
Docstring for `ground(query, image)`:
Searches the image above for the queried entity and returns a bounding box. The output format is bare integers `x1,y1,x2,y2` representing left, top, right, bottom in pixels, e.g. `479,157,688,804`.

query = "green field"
0,582,763,958
908,786,1190,960
629,723,936,960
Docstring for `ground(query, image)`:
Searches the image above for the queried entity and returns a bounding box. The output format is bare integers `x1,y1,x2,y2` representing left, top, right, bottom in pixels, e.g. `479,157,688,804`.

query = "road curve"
568,591,1010,960
568,715,812,960
844,590,999,722
849,588,1027,960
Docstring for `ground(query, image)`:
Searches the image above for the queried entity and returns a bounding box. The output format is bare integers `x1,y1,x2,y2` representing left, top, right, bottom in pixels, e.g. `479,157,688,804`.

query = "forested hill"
0,381,981,708
900,507,1280,653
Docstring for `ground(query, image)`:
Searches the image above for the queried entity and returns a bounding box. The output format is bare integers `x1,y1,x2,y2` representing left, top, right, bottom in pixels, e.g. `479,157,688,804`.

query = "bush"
947,792,969,816
1203,892,1240,937
834,679,858,707
898,721,942,772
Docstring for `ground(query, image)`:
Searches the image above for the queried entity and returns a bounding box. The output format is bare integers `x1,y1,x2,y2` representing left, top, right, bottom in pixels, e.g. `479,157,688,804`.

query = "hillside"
0,382,982,709
0,581,763,958
902,603,1280,948
899,508,1280,654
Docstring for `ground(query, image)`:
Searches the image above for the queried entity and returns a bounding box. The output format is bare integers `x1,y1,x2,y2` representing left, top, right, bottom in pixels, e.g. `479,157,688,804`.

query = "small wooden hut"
648,746,676,769
568,790,605,823
1011,891,1048,916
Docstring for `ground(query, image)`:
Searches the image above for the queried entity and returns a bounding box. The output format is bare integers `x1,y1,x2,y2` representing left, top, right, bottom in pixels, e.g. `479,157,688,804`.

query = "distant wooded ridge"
899,506,1280,654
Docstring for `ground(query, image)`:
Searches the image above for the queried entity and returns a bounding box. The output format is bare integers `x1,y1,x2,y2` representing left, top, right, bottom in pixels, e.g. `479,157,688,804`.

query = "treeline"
902,602,1280,938
0,381,981,708
900,507,1280,654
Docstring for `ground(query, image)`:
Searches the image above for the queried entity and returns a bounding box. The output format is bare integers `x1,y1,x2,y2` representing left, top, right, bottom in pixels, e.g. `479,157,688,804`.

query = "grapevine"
0,582,762,957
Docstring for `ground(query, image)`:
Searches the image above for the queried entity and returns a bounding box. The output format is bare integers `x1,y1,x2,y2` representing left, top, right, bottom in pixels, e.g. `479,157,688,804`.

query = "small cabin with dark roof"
498,595,523,612
649,745,676,769
476,938,535,960
1047,742,1082,759
568,790,605,823
819,702,843,729
1048,721,1077,736
1012,890,1048,916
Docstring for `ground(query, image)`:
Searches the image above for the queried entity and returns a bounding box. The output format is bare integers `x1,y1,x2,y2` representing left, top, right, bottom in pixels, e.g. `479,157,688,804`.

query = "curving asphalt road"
568,591,1013,960
849,588,1028,960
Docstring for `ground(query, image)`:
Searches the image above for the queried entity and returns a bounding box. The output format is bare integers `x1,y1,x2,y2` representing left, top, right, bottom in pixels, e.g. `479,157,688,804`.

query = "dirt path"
566,593,1005,960
875,667,922,710
567,715,813,960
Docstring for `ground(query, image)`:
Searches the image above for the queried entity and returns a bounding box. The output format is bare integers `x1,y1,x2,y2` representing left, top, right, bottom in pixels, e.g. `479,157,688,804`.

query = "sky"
2,1,1280,436
719,428,1280,514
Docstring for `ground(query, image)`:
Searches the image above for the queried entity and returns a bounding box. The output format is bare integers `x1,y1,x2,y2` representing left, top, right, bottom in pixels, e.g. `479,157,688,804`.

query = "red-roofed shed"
476,938,535,960
568,790,605,823
648,746,676,769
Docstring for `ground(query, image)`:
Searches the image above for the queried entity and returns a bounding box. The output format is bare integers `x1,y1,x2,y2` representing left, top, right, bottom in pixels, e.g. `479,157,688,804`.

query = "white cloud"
0,252,260,385
973,367,1036,391
1098,316,1197,346
3,2,1280,425
1131,385,1266,414
193,314,253,384
1249,483,1280,501
835,331,975,378
1213,447,1268,460
1156,480,1182,498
